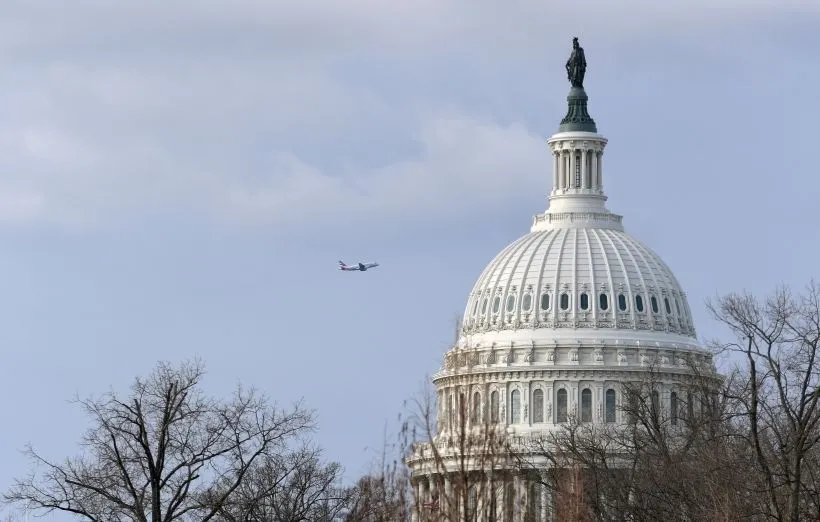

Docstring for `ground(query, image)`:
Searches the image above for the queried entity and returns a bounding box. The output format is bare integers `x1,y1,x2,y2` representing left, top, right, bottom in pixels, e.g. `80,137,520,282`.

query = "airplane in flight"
338,260,379,272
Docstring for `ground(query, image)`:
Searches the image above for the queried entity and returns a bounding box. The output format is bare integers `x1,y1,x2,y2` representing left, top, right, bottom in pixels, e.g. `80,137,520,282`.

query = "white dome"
461,226,697,348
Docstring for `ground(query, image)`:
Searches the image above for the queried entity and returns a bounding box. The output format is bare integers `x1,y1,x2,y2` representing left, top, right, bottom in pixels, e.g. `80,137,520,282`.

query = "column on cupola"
569,146,577,189
580,146,589,189
560,150,568,190
591,148,600,191
597,149,603,189
552,151,560,193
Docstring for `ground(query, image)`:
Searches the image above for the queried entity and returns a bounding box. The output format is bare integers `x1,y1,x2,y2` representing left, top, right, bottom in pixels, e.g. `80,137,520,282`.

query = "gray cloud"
0,0,813,230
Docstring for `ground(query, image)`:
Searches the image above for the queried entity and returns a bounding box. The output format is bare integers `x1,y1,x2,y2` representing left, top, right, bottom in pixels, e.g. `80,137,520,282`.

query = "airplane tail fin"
338,260,347,269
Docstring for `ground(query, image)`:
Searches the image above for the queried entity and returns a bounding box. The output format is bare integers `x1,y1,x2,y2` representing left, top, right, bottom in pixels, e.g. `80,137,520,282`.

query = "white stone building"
406,39,718,521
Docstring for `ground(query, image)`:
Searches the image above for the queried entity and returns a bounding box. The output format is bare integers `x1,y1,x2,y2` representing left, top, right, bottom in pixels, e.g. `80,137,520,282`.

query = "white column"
444,475,452,519
552,151,559,193
591,149,599,192
540,481,549,522
569,150,577,189
496,481,505,522
596,151,603,190
561,151,568,190
411,480,420,522
580,148,588,189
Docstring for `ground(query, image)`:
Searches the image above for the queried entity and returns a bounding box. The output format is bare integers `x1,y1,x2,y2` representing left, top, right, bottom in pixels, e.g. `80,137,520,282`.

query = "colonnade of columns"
410,472,555,522
551,147,603,194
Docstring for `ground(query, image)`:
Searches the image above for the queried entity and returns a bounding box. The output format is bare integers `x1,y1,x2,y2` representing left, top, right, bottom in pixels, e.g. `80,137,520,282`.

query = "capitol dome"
407,38,717,522
461,226,698,347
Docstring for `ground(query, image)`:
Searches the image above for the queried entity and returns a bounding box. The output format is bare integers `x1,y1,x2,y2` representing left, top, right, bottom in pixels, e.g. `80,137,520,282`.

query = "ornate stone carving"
525,344,536,363
617,351,627,365
594,348,604,363
504,347,515,365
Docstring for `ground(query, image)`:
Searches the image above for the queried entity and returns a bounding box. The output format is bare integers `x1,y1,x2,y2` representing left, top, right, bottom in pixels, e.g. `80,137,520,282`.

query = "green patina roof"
558,86,597,133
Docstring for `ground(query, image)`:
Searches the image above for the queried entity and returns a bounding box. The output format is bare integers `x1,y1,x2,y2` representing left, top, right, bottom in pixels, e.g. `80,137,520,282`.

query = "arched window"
504,482,515,520
580,293,589,310
540,293,550,310
560,293,569,310
529,483,543,522
670,392,678,425
468,486,478,520
605,389,616,423
506,295,515,312
471,391,481,424
490,391,500,424
522,293,532,311
472,300,479,315
481,298,488,314
557,389,568,423
532,389,544,423
635,295,644,312
651,296,659,313
492,296,500,314
581,388,592,422
687,392,694,421
618,294,627,311
664,297,672,314
510,390,521,424
489,487,498,522
651,390,660,417
599,293,609,310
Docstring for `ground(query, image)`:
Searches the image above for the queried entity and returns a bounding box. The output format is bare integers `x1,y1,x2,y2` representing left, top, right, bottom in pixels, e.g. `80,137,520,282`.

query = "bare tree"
345,441,411,522
708,281,820,522
403,378,513,522
3,359,313,522
211,443,355,521
508,362,755,521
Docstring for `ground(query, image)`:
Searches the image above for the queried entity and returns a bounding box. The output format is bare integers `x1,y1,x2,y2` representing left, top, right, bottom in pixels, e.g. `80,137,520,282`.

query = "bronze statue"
565,37,586,88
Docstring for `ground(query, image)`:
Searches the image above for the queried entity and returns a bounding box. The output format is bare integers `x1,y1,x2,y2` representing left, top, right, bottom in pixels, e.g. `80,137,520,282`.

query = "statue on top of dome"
566,37,587,88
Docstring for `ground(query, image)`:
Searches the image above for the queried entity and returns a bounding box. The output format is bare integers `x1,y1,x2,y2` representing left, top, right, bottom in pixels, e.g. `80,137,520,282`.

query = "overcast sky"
1,1,818,519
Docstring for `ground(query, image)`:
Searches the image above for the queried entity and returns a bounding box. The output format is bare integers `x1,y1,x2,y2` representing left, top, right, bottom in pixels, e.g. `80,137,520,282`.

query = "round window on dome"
492,296,500,314
664,297,672,314
651,296,659,313
560,293,569,311
540,293,550,310
618,294,627,311
635,295,644,312
580,293,589,310
506,295,515,313
481,298,488,314
522,294,532,311
599,293,609,310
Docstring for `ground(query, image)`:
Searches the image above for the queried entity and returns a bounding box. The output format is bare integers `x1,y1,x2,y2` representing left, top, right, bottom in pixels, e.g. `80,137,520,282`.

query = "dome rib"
551,229,571,325
590,229,616,323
